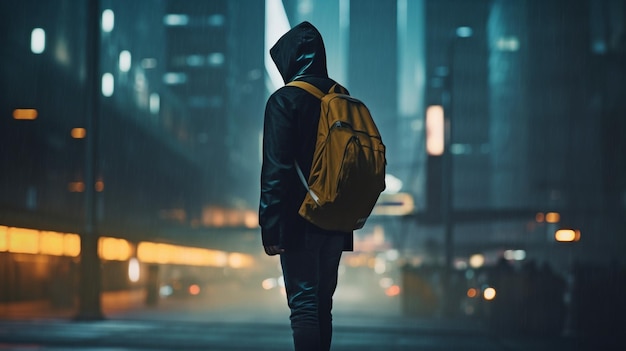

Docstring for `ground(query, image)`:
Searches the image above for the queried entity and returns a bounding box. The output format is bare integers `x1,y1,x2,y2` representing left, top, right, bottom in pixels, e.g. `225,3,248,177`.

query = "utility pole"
441,26,472,317
76,0,103,320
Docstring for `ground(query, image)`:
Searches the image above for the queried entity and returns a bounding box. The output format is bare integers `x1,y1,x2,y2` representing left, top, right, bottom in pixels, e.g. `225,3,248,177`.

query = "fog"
0,0,625,345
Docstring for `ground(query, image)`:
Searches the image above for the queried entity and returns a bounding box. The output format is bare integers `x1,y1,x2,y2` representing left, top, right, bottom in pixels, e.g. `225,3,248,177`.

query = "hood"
270,21,328,84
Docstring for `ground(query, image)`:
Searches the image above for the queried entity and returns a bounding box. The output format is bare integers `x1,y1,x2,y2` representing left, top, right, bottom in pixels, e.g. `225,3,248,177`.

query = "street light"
441,26,472,316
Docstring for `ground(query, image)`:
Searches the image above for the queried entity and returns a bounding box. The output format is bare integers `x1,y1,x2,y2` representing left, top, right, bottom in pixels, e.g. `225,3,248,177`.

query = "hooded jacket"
259,21,353,251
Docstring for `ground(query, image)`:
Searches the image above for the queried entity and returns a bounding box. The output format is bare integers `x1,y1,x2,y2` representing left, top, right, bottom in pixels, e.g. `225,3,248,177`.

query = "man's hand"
264,245,285,256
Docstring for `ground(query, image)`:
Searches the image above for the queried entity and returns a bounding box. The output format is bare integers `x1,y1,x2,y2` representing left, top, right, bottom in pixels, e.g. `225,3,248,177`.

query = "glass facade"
0,1,265,244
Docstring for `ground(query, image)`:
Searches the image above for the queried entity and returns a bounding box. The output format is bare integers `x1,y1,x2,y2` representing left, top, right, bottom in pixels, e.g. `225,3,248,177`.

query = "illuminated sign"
372,192,415,216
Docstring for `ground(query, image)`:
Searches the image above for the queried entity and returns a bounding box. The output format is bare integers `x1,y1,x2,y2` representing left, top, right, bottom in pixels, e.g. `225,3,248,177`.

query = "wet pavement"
0,283,619,350
0,315,586,351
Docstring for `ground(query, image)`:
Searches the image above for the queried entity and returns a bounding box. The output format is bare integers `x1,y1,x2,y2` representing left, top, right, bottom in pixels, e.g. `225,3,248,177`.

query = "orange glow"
0,224,256,269
0,226,8,251
137,242,231,267
545,212,560,223
385,285,401,297
71,128,86,139
8,227,39,254
426,105,445,156
13,109,38,120
244,210,259,228
95,180,105,192
201,207,261,228
99,237,132,261
213,209,225,227
188,284,201,295
63,233,81,257
137,242,167,264
68,181,85,192
262,278,278,290
344,254,369,267
39,231,64,256
0,226,80,257
226,210,241,226
555,229,581,242
202,207,226,227
467,288,478,298
535,212,545,223
228,252,254,269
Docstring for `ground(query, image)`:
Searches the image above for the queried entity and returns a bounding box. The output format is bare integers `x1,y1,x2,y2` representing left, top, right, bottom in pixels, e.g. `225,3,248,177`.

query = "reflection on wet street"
2,263,619,350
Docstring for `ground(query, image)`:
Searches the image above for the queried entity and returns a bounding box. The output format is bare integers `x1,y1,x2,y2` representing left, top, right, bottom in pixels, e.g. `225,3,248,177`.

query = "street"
0,279,612,351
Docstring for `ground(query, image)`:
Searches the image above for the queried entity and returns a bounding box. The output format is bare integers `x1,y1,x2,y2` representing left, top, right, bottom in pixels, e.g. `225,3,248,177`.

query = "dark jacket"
259,21,353,251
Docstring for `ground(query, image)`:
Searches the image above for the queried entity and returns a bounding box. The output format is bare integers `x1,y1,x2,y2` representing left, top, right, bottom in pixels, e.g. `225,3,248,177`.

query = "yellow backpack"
288,80,386,232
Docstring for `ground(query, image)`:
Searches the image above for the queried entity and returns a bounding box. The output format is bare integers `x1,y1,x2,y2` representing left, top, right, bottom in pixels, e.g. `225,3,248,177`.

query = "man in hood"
259,21,352,351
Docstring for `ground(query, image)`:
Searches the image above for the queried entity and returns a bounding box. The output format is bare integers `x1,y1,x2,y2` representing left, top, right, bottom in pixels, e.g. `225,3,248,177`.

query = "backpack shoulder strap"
330,84,348,95
286,80,325,100
287,80,349,99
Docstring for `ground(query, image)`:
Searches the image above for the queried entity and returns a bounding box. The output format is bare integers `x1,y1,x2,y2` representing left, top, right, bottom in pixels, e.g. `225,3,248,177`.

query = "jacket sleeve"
259,90,297,247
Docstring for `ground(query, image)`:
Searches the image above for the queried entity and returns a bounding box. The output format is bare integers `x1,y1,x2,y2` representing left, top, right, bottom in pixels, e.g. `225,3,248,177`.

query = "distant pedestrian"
259,21,353,351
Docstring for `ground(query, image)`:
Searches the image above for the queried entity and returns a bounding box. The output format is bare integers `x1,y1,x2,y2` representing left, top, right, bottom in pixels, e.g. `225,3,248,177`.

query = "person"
259,21,353,351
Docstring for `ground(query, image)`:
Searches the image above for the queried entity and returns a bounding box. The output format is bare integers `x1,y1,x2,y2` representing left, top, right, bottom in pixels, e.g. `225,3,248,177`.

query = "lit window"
8,227,39,254
71,128,86,139
119,50,131,72
13,109,38,120
39,231,64,256
456,26,473,38
207,53,225,67
102,73,114,97
495,37,520,52
163,72,187,85
163,14,189,26
99,237,131,261
31,28,45,54
207,14,225,26
63,234,81,257
545,212,560,223
426,105,444,156
149,93,160,114
186,54,205,67
102,9,114,32
451,144,471,155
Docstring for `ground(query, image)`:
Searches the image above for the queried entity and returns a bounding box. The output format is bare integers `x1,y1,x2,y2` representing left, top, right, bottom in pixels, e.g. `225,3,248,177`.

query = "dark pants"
280,225,345,351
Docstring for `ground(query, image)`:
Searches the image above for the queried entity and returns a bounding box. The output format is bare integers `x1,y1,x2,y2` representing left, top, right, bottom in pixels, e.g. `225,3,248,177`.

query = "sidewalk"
0,289,619,350
0,314,605,351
